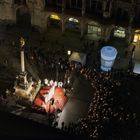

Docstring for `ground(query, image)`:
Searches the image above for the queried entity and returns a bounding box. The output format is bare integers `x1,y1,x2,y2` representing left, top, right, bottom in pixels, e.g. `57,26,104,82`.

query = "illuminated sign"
101,46,118,72
68,18,79,23
50,14,60,20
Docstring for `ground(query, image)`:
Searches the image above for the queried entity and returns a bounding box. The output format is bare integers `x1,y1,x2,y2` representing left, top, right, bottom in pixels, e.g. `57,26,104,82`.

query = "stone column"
126,26,134,45
20,37,25,73
21,50,25,72
82,0,86,16
81,0,86,38
62,0,66,13
19,37,28,89
81,17,84,38
101,26,106,40
104,26,114,42
61,17,65,35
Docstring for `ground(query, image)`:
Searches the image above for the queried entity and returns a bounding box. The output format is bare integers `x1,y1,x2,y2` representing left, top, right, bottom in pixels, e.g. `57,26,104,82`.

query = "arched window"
65,17,80,31
114,27,126,38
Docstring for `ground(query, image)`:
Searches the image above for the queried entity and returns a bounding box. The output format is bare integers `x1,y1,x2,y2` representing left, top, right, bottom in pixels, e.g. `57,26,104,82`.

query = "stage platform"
32,85,68,113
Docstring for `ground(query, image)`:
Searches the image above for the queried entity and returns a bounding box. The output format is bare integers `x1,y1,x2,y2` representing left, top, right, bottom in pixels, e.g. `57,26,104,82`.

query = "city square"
0,0,140,140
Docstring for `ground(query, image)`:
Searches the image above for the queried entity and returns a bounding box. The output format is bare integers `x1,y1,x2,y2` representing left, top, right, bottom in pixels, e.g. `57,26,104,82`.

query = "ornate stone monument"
14,37,34,97
18,37,28,89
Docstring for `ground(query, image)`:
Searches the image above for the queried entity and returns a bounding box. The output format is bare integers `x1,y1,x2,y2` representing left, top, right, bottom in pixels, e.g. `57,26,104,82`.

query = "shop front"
113,26,126,39
65,17,80,32
86,21,102,41
48,14,61,27
133,30,140,46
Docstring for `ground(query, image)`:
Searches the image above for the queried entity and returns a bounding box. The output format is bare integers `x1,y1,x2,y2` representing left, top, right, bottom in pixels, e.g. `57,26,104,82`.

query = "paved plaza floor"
0,22,139,129
58,75,93,128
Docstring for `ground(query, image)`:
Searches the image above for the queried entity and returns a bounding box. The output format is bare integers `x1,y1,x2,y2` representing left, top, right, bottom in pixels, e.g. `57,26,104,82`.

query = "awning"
69,52,87,65
133,62,140,74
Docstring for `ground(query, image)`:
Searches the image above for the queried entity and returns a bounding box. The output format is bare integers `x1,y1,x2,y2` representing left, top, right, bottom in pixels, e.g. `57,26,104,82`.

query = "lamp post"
67,50,71,56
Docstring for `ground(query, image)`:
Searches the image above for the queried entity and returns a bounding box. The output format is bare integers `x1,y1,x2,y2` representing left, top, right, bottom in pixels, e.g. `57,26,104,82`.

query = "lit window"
114,27,126,38
134,35,138,42
68,18,79,23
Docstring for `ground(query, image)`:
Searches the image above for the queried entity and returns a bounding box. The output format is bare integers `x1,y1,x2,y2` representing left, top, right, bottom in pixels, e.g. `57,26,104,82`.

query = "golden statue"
20,37,25,48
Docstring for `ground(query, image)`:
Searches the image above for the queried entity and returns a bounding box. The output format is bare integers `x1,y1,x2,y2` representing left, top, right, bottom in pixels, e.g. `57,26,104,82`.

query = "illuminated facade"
0,0,140,43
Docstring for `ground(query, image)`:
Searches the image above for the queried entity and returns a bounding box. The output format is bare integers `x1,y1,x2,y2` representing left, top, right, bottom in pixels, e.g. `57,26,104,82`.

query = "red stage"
32,86,68,113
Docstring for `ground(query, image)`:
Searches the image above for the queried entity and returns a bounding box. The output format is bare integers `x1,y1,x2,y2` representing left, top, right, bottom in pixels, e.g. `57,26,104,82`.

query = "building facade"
0,0,140,44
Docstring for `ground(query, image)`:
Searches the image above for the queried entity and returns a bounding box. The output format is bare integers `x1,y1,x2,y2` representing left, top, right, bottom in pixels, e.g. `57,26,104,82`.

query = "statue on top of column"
20,37,25,50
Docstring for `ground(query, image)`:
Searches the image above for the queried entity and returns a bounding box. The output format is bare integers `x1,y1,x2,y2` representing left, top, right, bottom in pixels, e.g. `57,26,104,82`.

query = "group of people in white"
44,79,63,88
41,79,64,110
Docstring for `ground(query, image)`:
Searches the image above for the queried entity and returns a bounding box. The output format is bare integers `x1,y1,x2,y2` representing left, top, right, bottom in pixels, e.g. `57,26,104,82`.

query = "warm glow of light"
44,78,48,85
133,34,140,42
135,30,140,33
67,50,71,55
50,14,60,20
134,35,138,42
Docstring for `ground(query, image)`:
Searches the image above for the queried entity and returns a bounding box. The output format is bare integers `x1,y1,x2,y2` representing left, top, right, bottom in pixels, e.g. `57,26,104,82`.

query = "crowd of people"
0,20,140,139
59,64,140,139
8,36,139,140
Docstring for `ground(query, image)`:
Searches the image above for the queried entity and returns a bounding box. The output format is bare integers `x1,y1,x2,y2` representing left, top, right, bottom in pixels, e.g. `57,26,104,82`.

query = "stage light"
67,50,71,55
44,78,48,85
54,82,57,87
67,78,70,84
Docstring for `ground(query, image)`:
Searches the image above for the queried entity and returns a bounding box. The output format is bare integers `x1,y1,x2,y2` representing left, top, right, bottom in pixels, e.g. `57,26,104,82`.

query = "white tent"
133,46,140,74
133,62,140,74
69,52,87,65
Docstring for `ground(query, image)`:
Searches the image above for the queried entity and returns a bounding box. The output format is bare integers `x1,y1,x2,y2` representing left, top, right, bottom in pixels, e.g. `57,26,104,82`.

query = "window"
114,27,126,38
68,18,79,23
88,25,101,35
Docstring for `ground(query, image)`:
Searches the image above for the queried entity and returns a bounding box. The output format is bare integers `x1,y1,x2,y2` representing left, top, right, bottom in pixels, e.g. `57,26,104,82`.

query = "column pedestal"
13,37,35,99
18,71,28,90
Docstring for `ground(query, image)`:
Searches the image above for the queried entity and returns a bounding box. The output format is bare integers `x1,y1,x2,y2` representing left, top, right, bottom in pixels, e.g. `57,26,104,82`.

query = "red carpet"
32,86,68,113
